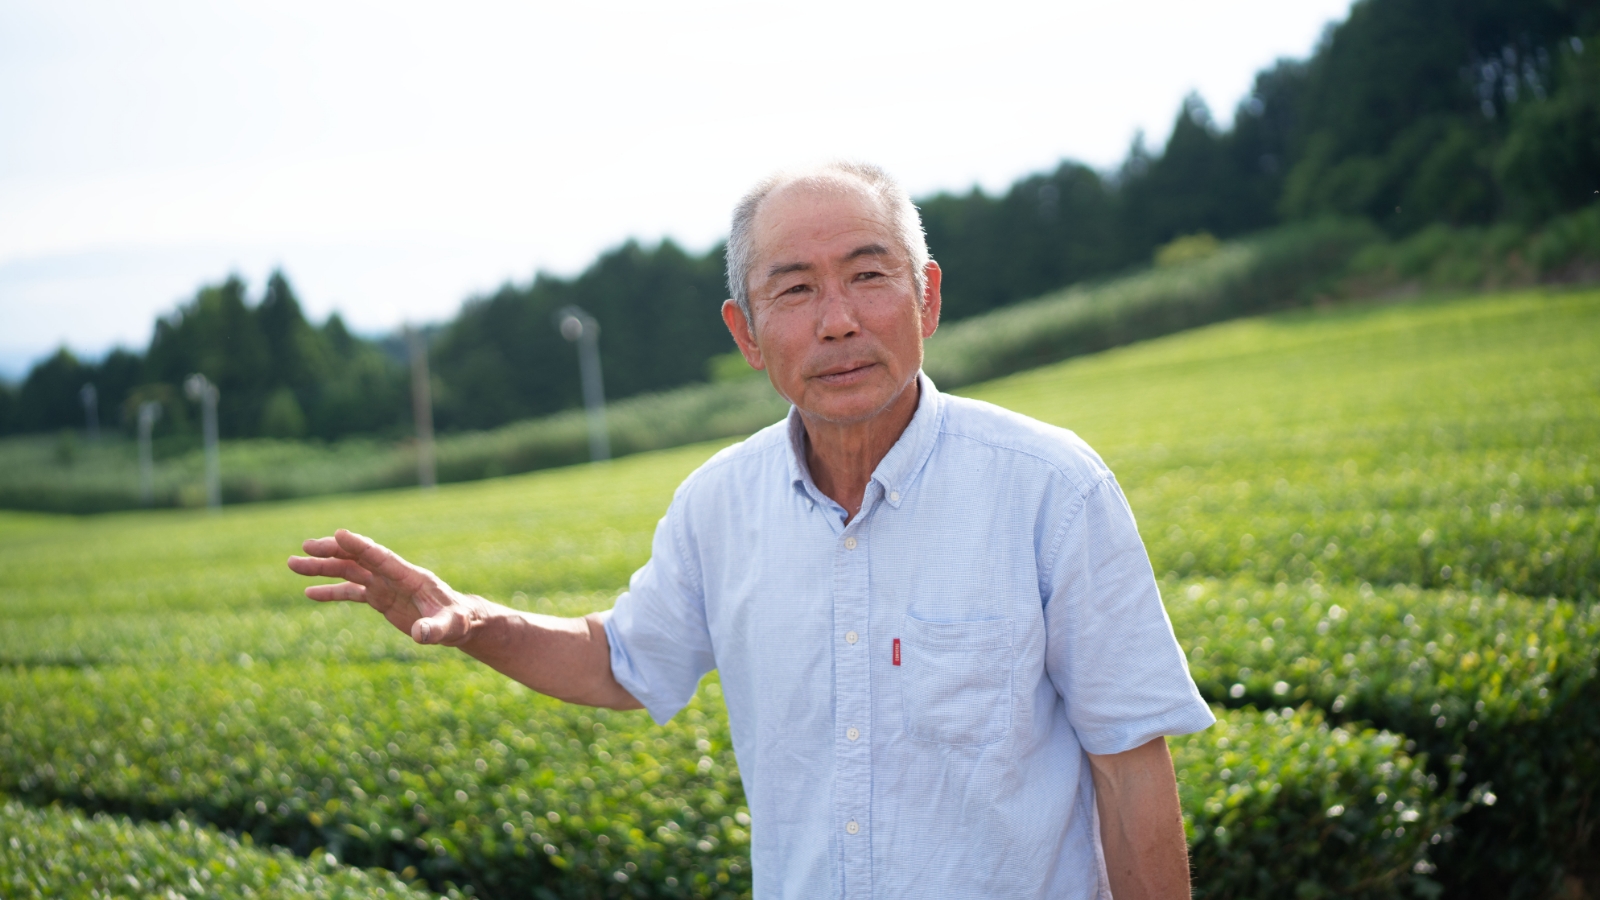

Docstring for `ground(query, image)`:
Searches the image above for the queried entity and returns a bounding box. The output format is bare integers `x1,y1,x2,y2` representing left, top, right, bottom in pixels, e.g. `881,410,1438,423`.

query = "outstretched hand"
288,528,641,710
287,529,483,646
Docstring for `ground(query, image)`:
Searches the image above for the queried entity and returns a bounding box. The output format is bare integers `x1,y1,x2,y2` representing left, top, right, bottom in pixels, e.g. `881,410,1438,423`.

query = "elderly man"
289,161,1213,899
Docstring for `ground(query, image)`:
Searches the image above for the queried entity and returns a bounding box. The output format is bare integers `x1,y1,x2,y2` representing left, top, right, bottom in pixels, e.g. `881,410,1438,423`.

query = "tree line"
2,0,1595,441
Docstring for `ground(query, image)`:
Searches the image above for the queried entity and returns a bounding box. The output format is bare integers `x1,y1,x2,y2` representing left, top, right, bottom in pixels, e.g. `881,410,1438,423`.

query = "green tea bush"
0,595,614,670
0,797,447,899
1138,448,1599,601
1175,707,1453,900
1168,580,1600,898
0,660,751,899
0,651,1445,900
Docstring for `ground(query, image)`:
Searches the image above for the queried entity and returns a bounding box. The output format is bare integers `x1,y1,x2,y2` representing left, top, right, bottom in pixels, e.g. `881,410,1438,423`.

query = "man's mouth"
812,362,877,386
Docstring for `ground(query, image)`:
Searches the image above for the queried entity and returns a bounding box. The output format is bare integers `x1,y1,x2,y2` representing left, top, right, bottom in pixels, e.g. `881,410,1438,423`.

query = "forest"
1,0,1595,441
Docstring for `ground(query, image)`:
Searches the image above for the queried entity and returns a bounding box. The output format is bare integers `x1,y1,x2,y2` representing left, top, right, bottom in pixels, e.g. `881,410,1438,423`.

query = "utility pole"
406,325,437,488
80,383,99,441
137,401,162,505
184,374,221,510
556,305,610,462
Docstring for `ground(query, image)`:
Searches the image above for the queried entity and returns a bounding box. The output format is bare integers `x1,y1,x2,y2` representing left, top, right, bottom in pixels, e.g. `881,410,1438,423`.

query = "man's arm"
1087,736,1192,900
287,528,641,710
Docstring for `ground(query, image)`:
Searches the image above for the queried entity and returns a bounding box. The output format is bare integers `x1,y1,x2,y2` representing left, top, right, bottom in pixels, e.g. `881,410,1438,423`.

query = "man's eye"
855,271,883,281
783,283,809,295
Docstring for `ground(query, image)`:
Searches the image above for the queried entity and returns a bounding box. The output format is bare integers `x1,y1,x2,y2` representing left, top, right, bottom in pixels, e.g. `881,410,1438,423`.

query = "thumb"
411,607,471,646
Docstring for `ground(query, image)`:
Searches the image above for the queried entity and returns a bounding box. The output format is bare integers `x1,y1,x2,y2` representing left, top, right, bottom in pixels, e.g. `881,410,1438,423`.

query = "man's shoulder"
936,393,1113,492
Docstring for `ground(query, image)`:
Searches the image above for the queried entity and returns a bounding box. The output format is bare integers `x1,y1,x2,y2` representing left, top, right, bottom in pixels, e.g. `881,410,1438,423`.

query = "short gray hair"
726,160,930,323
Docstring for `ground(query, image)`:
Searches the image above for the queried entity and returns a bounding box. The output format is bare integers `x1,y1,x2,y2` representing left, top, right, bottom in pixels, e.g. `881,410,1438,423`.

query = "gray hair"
726,160,930,323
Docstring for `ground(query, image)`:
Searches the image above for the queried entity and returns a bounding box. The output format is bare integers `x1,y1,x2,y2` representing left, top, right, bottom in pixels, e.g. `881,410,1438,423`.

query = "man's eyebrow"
843,243,891,262
764,244,894,281
766,260,812,279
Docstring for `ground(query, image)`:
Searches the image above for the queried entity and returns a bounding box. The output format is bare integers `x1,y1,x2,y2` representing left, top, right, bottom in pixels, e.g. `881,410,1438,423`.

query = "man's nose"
815,280,861,341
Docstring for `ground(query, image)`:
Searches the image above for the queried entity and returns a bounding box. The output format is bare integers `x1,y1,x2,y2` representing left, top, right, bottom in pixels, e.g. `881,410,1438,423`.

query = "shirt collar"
786,371,944,511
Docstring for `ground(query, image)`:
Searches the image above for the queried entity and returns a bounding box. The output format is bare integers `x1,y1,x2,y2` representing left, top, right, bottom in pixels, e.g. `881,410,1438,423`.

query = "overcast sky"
0,0,1355,378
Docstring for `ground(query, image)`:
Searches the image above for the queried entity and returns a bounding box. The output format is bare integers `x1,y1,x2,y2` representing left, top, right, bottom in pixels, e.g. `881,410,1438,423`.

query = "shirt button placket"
833,525,871,898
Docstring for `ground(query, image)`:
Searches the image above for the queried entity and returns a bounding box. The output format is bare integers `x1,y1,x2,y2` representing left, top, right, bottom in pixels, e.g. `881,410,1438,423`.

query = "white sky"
0,0,1354,379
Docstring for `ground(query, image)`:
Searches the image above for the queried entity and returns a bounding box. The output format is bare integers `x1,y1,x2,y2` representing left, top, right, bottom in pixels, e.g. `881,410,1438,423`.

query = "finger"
412,608,471,646
300,536,356,559
306,582,367,602
336,529,427,588
287,556,373,584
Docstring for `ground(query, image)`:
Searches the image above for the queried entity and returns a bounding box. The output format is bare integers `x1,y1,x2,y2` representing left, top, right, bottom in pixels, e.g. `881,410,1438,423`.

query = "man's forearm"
457,603,642,710
1089,737,1191,900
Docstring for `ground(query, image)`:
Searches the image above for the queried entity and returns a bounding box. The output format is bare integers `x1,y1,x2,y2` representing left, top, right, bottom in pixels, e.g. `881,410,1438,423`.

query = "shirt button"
844,630,859,645
847,726,860,741
844,537,857,550
889,491,900,502
845,820,860,835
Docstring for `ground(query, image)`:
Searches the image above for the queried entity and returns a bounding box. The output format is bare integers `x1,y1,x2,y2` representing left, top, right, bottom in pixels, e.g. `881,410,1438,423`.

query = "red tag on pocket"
892,638,901,666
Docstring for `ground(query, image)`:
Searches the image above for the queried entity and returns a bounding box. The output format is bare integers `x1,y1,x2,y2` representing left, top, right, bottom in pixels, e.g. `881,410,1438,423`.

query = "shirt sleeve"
1042,474,1214,756
602,490,717,725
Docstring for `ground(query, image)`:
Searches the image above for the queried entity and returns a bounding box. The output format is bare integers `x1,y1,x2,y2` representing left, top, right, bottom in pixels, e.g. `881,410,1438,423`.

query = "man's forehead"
752,179,900,269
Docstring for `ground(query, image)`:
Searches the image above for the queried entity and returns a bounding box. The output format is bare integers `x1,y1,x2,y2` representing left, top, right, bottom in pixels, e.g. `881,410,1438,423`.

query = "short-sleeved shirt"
603,372,1213,900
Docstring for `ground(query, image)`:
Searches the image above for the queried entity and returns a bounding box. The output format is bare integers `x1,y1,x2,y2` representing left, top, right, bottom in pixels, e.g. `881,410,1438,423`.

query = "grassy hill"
1,287,1596,898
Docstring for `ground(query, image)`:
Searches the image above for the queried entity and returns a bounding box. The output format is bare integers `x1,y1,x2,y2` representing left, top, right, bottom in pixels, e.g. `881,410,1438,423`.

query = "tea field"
0,288,1596,898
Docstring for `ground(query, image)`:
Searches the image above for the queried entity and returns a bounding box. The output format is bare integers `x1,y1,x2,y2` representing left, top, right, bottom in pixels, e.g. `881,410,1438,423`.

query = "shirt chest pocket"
900,615,1013,747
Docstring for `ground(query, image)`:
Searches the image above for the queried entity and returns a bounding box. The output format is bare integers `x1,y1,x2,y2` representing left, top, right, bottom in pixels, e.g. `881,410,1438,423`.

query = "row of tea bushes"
965,288,1600,603
0,607,428,670
1141,476,1598,600
0,653,1451,899
0,594,612,670
1128,429,1599,600
0,797,449,899
1167,579,1600,898
0,659,749,899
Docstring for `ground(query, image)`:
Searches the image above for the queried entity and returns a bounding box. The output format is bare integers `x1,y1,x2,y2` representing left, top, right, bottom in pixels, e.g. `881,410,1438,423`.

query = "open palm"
287,529,479,645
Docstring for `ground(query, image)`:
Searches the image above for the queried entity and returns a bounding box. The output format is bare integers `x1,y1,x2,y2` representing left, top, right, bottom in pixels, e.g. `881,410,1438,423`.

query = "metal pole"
185,374,221,510
137,401,161,505
557,306,610,462
407,325,437,488
80,383,99,441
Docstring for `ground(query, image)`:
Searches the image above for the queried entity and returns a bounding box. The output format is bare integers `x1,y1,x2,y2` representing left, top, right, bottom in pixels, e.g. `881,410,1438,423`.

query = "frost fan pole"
184,374,220,509
407,325,437,489
556,306,610,462
80,383,99,441
137,401,161,506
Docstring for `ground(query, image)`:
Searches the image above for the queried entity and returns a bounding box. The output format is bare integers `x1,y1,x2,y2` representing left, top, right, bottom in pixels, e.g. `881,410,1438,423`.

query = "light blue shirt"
604,373,1213,899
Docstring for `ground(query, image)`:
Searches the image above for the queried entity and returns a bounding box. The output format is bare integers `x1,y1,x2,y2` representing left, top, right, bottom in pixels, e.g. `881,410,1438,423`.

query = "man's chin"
794,379,913,427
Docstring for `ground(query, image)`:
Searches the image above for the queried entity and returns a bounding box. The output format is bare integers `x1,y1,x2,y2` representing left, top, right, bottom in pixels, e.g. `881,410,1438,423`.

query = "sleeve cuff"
1078,701,1217,757
602,609,687,726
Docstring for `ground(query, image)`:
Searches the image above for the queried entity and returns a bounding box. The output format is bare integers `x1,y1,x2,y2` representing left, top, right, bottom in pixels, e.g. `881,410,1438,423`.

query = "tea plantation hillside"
1,288,1596,899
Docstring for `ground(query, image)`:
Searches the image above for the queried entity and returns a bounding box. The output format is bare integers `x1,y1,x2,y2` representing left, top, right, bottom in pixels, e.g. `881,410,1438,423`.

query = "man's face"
722,181,941,426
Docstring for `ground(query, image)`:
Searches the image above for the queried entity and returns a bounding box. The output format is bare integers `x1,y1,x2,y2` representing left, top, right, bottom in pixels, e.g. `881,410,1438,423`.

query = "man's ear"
721,299,766,370
919,260,943,339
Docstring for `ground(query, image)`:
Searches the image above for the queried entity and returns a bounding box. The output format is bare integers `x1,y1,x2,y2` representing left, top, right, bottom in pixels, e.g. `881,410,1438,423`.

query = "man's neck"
801,379,920,523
